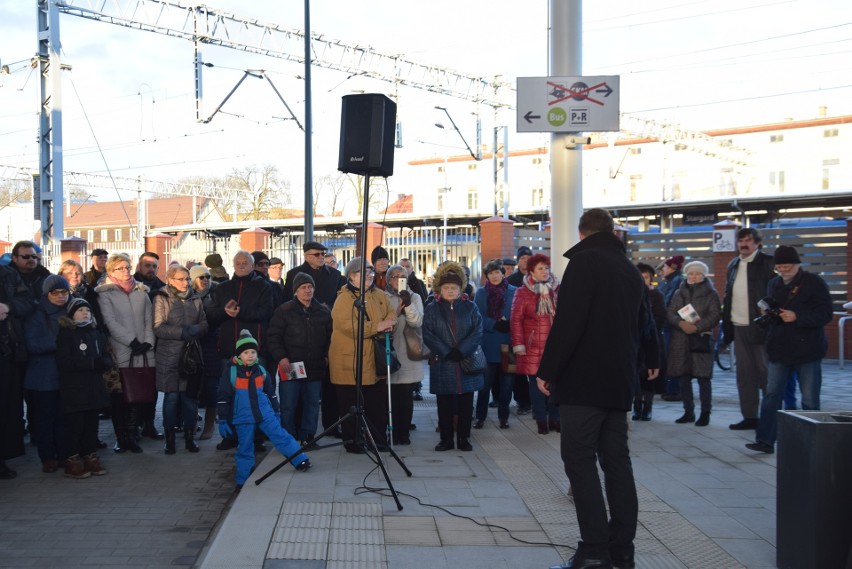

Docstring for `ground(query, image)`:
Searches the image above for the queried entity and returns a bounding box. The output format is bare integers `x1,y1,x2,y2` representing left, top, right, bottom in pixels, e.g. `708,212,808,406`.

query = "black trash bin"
777,411,852,569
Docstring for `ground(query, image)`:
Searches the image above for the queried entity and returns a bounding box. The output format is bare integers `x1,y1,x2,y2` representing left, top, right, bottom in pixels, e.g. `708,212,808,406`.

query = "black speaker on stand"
257,94,411,511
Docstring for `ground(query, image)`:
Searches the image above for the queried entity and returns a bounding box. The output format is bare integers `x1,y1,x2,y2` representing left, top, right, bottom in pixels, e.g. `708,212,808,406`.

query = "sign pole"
549,0,583,276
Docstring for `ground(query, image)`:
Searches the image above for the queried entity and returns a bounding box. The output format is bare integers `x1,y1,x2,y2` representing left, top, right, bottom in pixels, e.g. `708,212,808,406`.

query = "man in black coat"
721,228,776,430
746,245,833,454
11,240,51,301
0,264,35,479
84,248,109,287
267,272,333,441
506,246,531,287
252,250,284,310
282,241,342,308
133,252,166,298
537,208,659,569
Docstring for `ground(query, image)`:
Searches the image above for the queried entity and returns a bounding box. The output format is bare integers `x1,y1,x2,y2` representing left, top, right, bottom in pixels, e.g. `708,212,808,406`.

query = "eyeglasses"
305,253,324,258
48,290,69,296
171,278,192,282
196,275,211,280
15,254,39,260
112,266,131,272
256,261,270,267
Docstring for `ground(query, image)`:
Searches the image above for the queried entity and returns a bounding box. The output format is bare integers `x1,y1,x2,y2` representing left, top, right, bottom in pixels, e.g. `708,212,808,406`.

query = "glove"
494,319,510,333
181,325,201,341
446,348,463,362
129,338,144,355
398,289,412,307
141,342,153,353
217,420,233,438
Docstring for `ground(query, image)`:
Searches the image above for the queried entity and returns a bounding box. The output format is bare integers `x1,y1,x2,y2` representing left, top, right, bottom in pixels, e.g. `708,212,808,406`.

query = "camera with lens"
753,297,782,328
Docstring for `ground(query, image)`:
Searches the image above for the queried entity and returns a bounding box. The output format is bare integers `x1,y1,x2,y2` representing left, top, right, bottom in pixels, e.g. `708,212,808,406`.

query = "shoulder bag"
374,333,402,378
403,324,431,361
120,353,157,403
444,315,486,375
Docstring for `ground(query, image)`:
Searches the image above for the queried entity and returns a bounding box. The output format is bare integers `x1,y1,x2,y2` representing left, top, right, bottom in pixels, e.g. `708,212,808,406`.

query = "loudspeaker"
338,94,396,177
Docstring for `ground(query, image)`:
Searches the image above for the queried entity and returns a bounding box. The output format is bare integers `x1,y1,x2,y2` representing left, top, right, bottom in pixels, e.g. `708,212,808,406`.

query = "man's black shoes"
745,441,774,454
729,418,759,430
550,555,613,569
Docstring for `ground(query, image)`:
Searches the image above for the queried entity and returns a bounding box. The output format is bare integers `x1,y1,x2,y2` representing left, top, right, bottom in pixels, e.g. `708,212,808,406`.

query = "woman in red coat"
510,254,560,434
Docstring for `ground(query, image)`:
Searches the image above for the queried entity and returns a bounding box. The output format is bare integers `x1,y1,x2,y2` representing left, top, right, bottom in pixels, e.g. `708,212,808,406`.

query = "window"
100,229,108,241
823,159,839,190
719,167,736,196
531,187,544,207
438,165,446,174
629,147,642,155
824,129,839,138
466,187,478,210
87,229,94,241
770,134,784,143
769,170,785,192
114,229,122,241
532,157,542,165
437,190,445,211
467,163,477,171
629,174,642,202
495,189,505,211
674,143,687,151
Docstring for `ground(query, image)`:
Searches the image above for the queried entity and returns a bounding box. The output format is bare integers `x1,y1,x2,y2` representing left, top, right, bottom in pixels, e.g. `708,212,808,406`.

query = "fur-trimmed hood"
58,315,97,329
433,261,467,290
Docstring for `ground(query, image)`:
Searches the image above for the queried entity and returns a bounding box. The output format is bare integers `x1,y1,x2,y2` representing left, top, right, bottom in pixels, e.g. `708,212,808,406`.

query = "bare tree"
0,178,31,210
313,172,349,217
345,173,386,216
226,164,292,220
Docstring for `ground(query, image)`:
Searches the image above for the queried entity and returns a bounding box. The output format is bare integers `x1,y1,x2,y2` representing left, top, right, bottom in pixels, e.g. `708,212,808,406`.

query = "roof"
380,194,413,214
64,196,211,229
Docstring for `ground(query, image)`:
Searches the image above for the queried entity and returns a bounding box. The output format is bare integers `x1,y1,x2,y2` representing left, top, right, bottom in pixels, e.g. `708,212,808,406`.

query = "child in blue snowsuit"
217,329,311,490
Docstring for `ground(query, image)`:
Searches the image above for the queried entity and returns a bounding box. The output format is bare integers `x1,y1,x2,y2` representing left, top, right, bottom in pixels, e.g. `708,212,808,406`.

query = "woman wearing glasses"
153,265,208,454
329,257,395,453
190,265,221,440
23,274,71,472
96,253,156,453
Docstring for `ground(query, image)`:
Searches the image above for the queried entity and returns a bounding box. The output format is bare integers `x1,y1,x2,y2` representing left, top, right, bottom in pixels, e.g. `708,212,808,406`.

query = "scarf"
111,276,137,295
75,317,94,328
70,280,88,299
524,273,557,317
484,279,509,319
167,285,190,299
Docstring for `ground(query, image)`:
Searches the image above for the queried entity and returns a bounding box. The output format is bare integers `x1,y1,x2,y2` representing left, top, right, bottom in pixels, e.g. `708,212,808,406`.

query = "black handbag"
179,339,204,397
374,333,402,378
460,345,487,375
688,333,713,354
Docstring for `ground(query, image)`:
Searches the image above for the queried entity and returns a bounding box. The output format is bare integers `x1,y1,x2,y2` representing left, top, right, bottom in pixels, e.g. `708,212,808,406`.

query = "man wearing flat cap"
282,241,342,308
745,245,833,454
85,249,109,287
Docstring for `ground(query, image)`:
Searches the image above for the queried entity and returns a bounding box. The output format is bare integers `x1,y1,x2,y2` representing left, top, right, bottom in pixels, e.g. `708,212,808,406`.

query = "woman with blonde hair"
96,253,156,453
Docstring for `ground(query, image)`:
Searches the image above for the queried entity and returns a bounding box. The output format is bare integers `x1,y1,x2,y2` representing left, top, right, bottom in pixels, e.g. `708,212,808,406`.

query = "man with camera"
722,228,776,431
745,245,833,454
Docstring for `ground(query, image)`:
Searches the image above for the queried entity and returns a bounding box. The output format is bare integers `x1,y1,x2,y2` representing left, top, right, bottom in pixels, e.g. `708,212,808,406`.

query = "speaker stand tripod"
255,172,412,510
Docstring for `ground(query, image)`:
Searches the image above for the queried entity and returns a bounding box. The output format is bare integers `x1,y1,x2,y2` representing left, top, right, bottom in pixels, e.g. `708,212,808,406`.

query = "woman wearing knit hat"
371,246,391,290
422,261,484,452
217,330,310,491
657,254,686,401
329,257,396,453
22,274,70,472
666,260,721,426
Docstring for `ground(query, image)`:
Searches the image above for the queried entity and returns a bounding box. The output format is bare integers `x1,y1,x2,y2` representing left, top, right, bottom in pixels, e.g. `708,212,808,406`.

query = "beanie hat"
434,261,467,289
189,265,210,281
516,246,532,259
204,253,223,269
0,253,11,266
371,246,390,264
483,259,504,276
683,260,709,276
251,250,270,265
67,297,91,319
664,255,685,270
43,274,70,295
292,272,315,292
344,257,373,278
235,329,259,358
774,245,801,264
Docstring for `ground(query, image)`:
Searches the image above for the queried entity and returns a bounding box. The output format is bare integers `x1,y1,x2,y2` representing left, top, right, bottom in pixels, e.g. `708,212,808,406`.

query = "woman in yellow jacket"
330,257,395,453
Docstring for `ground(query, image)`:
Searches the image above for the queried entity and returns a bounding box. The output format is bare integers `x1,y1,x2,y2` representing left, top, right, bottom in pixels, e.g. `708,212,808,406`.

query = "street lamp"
435,122,450,263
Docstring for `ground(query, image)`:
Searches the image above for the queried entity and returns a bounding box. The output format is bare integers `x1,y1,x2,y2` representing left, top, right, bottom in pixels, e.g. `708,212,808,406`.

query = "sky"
1,0,850,209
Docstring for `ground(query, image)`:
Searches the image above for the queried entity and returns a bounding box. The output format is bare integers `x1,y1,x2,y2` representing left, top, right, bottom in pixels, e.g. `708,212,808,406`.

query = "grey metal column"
37,0,65,248
549,0,582,276
303,0,314,241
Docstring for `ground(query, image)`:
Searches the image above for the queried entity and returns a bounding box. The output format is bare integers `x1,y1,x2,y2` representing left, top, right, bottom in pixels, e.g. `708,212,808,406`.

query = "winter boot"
63,455,91,479
641,399,653,421
185,430,200,453
200,408,216,440
632,400,642,421
123,430,143,453
83,453,108,476
548,420,561,433
695,411,711,427
164,429,176,455
675,411,696,424
536,420,549,434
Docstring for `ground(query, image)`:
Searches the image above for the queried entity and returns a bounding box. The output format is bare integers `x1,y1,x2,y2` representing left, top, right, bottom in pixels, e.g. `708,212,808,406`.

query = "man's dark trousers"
560,404,637,560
